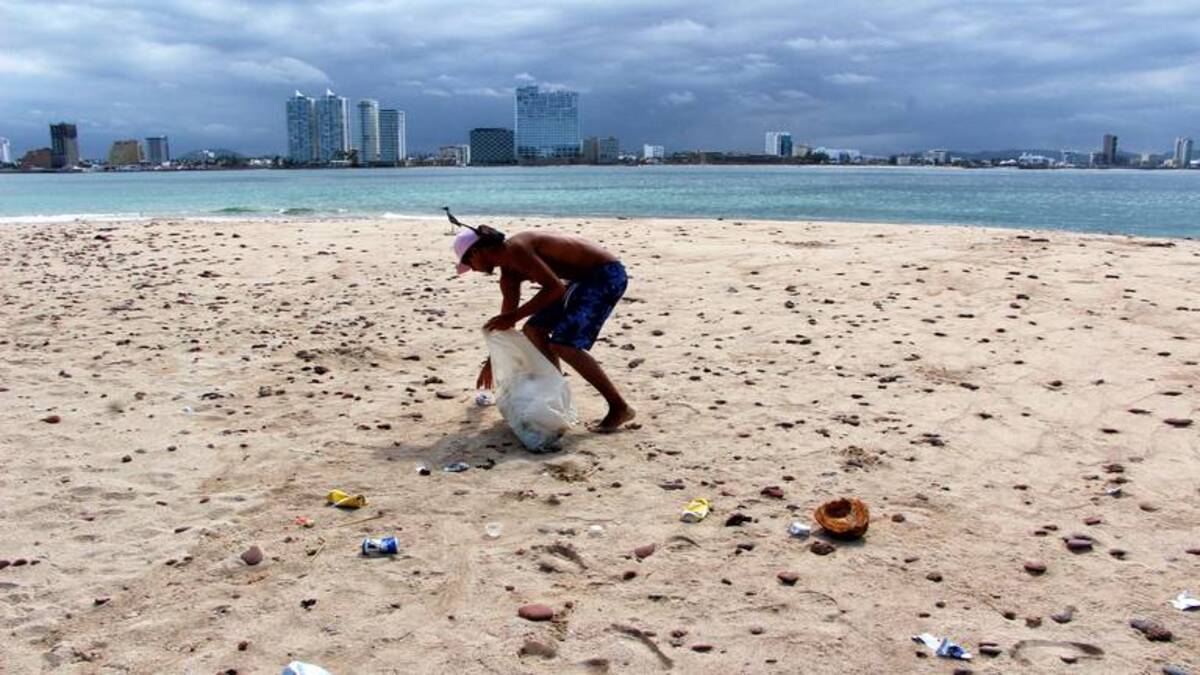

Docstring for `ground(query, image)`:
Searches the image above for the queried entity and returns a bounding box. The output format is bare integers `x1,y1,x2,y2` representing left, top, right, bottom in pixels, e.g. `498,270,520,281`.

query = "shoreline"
0,211,1195,242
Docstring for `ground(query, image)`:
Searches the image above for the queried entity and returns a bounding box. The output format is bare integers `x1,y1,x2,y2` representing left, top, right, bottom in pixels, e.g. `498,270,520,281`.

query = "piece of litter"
788,521,811,538
475,391,494,406
912,633,972,660
326,489,366,509
294,516,314,528
1105,486,1122,497
1171,591,1200,611
680,497,711,523
281,661,333,675
443,462,470,473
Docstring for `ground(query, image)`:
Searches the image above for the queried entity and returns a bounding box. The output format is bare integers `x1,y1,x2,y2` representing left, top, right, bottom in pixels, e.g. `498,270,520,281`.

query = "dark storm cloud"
2,0,1199,158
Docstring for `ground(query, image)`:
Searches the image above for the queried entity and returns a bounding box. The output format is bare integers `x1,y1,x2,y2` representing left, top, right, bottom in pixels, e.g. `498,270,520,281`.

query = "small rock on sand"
240,545,263,566
1130,618,1172,642
633,543,656,559
518,603,554,622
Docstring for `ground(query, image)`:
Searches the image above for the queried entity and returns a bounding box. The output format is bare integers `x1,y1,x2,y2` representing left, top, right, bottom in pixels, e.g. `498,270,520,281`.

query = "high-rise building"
379,109,406,165
50,123,80,169
1174,137,1193,169
286,91,318,163
1102,134,1118,166
109,139,143,166
315,89,350,163
765,131,792,157
146,136,170,165
357,99,380,164
0,137,11,164
643,144,665,161
515,85,581,160
469,128,515,165
582,136,619,165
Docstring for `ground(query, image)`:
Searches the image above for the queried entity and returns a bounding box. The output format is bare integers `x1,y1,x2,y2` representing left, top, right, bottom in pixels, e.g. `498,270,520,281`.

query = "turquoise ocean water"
0,165,1196,237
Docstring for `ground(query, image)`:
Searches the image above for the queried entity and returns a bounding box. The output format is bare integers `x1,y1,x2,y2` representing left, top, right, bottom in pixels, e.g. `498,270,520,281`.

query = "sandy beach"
1,214,1197,674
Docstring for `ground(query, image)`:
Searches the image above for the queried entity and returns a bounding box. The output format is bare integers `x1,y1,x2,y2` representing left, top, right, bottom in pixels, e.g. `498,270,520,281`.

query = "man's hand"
476,359,493,390
483,312,518,332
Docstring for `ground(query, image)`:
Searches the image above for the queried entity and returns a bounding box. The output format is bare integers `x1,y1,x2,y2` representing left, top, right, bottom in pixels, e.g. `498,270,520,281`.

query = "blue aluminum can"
361,536,399,556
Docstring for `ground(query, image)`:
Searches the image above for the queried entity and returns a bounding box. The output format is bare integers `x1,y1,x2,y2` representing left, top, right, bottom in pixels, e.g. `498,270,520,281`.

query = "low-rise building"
583,136,619,164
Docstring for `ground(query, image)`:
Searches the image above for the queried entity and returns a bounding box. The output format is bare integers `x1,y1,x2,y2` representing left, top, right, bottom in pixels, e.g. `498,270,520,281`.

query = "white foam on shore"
0,213,151,224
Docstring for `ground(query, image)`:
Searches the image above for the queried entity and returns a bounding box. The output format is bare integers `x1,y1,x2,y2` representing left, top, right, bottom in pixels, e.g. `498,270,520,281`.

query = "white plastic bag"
484,329,577,451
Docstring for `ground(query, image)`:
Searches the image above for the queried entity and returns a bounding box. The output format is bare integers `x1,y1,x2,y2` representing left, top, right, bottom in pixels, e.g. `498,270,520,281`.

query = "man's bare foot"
591,405,636,433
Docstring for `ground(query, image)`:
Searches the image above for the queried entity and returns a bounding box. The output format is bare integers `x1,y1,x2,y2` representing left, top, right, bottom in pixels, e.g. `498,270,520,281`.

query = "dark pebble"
237,640,249,651
1065,538,1093,552
240,545,263,566
1130,618,1172,642
926,572,943,582
1026,616,1042,628
691,644,713,653
1024,561,1047,575
1051,606,1075,624
777,571,799,586
633,543,656,559
622,570,637,581
517,603,554,622
42,415,61,424
809,541,835,556
891,513,906,523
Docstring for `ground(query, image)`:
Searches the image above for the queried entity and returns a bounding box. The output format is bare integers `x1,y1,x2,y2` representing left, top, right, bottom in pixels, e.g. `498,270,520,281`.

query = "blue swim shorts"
527,261,628,351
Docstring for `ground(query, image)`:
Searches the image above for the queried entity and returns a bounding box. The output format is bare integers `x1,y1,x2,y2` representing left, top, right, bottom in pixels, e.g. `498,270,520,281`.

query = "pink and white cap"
452,228,479,274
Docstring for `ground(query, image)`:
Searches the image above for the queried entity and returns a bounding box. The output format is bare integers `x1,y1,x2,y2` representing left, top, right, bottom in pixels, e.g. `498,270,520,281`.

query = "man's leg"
522,322,561,369
551,343,635,432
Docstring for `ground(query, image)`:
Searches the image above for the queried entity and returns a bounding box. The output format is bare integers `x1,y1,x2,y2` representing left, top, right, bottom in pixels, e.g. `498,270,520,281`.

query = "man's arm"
499,271,521,314
505,244,564,322
484,244,563,331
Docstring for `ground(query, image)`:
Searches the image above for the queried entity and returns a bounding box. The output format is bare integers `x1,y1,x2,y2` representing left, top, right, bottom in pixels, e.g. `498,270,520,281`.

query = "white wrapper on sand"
484,329,577,450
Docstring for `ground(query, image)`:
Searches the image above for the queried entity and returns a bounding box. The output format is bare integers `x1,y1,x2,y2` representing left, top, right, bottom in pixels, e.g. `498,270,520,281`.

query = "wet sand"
0,215,1197,673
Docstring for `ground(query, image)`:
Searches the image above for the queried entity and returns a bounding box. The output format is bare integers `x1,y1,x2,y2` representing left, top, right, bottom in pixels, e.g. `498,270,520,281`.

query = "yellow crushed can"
681,497,710,523
327,489,367,509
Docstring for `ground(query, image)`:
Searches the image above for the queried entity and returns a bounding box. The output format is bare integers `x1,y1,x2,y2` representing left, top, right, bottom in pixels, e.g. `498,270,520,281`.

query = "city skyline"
3,2,1200,157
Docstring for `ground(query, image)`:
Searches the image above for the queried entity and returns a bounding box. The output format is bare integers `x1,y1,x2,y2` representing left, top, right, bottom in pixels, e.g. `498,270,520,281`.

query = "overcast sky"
2,1,1199,158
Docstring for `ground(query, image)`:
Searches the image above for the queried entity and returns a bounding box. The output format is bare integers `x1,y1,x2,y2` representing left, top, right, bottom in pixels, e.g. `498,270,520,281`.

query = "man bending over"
451,216,635,432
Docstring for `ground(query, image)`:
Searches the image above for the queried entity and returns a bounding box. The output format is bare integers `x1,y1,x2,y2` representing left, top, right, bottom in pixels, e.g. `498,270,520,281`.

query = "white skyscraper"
286,91,317,163
765,131,792,156
379,109,406,165
642,144,665,160
357,99,380,164
315,89,350,163
1174,137,1193,169
0,137,11,164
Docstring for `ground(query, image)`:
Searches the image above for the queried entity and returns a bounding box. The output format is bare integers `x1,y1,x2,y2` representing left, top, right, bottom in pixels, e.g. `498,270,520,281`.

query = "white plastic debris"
475,391,494,407
788,521,811,538
485,329,576,451
281,662,333,675
912,633,972,660
1171,591,1200,611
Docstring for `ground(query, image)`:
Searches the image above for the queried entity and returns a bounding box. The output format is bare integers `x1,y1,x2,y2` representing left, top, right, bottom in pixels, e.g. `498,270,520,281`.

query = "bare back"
502,231,617,282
